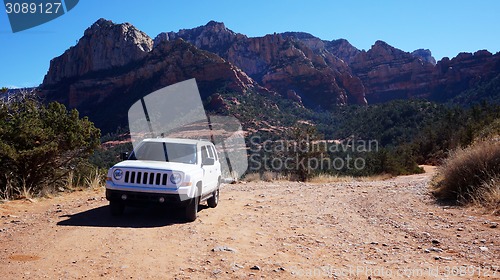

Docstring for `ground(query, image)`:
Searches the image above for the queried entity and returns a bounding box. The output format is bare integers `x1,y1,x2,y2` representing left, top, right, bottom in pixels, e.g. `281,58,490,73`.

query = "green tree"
0,91,100,198
286,123,325,181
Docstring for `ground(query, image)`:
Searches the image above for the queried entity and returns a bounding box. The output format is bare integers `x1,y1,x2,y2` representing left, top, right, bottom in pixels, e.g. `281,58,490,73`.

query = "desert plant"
261,171,276,182
472,176,500,214
285,123,325,181
432,138,500,208
0,90,101,198
84,168,105,189
243,173,261,182
65,171,75,190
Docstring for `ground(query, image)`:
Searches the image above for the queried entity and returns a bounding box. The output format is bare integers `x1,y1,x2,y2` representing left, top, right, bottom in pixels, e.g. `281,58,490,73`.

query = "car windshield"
129,142,197,164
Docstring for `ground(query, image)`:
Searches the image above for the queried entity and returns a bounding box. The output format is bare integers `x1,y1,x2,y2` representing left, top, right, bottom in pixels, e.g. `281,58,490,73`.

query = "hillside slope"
40,19,500,131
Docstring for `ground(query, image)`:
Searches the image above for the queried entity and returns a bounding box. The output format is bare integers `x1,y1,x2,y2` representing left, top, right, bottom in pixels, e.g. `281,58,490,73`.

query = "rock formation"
411,49,436,65
41,20,261,132
40,19,500,131
43,18,153,85
154,22,367,107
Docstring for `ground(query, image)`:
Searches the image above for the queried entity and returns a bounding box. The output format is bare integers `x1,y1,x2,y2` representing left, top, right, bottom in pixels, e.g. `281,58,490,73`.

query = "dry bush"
243,173,261,182
432,139,500,210
309,173,392,183
309,174,353,183
261,171,277,182
84,169,105,190
274,173,292,181
65,171,76,190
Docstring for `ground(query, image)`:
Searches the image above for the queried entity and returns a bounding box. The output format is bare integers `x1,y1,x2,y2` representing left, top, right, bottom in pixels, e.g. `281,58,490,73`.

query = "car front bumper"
105,189,192,207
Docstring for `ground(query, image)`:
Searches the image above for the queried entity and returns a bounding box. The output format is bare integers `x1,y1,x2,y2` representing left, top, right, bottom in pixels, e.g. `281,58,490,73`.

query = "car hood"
112,160,199,173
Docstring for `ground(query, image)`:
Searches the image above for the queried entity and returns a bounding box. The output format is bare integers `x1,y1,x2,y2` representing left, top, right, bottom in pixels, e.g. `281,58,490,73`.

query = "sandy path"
1,168,499,279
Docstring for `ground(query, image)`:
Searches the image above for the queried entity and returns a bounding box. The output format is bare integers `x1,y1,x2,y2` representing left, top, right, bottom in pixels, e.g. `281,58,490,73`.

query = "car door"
208,145,220,187
201,145,217,193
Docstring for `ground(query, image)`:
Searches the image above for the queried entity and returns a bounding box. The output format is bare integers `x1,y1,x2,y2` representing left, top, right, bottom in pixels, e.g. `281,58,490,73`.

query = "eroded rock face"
351,41,436,102
412,49,437,65
429,50,500,101
325,39,361,65
43,18,153,85
41,20,261,132
350,41,500,102
41,19,500,132
155,21,245,54
155,23,367,107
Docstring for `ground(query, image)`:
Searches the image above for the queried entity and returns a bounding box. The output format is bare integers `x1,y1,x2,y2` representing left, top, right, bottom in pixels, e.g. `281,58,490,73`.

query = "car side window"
207,145,214,159
209,145,218,161
201,146,209,162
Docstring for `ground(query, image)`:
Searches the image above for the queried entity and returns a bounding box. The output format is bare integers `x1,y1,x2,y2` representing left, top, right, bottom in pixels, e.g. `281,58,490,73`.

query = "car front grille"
124,171,168,186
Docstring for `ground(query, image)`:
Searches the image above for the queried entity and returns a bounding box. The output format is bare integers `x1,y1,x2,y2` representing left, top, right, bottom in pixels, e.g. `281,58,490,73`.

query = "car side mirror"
121,152,129,161
202,157,215,166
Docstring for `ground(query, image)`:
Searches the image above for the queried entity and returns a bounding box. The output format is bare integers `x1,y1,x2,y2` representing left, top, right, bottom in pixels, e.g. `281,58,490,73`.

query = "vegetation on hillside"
0,91,101,199
3,75,500,203
83,84,500,187
451,73,500,106
208,88,500,181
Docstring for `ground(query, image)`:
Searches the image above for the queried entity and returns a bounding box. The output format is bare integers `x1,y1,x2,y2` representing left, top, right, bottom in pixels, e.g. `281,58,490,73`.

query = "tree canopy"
0,91,100,198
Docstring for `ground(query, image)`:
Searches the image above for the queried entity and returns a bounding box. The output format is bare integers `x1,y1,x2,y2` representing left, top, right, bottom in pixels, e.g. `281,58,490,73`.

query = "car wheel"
185,194,199,222
110,201,124,216
207,188,219,208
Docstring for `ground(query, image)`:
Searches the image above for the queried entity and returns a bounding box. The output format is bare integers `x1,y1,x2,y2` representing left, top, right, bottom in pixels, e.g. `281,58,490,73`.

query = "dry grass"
243,172,280,182
64,171,77,191
84,169,104,190
243,173,261,182
309,173,393,183
471,177,500,215
261,171,277,182
432,139,500,212
16,185,32,200
244,172,393,183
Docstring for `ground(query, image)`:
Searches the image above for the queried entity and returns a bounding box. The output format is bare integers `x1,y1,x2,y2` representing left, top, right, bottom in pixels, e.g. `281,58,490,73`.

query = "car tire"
110,201,124,216
185,193,199,222
207,188,219,208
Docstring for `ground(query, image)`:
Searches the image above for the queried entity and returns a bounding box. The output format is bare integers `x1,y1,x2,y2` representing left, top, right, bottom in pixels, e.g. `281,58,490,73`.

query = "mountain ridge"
40,19,500,131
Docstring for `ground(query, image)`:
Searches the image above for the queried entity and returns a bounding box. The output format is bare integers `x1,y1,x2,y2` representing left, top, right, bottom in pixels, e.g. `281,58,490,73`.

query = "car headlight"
113,169,123,180
170,172,182,184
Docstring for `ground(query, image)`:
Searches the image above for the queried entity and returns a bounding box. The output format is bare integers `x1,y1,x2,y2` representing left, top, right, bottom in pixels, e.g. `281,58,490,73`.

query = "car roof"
141,137,214,146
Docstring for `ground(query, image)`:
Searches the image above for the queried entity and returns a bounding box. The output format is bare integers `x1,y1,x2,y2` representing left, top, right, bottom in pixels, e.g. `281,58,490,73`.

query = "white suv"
105,138,221,221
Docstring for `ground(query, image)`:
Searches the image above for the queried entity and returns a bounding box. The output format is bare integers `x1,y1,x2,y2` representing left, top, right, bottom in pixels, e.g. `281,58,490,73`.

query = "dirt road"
1,168,499,279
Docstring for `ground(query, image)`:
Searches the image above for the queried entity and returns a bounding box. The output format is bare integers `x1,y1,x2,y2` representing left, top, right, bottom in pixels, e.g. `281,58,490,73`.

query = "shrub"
285,123,325,181
0,91,100,199
261,171,276,182
432,139,500,209
243,173,260,182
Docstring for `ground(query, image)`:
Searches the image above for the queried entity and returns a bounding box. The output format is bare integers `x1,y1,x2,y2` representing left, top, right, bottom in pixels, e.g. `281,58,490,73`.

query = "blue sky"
1,0,499,88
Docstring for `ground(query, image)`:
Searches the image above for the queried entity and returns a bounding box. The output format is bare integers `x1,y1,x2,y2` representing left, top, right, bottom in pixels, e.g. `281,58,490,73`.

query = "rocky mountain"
429,50,500,101
350,40,436,102
155,21,367,107
152,20,500,104
350,41,500,103
411,49,436,65
41,19,500,131
43,19,154,86
280,33,361,64
41,19,263,132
